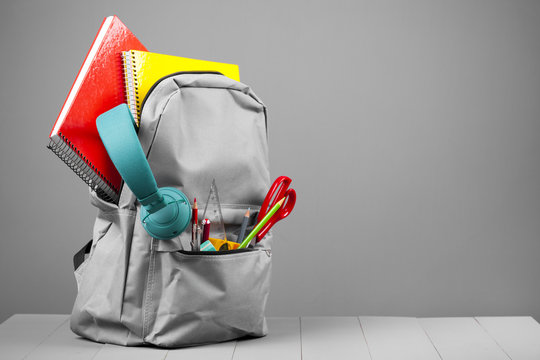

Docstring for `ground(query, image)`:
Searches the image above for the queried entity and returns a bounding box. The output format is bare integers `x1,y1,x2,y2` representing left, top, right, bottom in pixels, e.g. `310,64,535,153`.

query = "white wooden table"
1,315,539,359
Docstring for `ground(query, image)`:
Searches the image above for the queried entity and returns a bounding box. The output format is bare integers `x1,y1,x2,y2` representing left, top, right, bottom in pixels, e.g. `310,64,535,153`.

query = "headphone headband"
96,104,191,239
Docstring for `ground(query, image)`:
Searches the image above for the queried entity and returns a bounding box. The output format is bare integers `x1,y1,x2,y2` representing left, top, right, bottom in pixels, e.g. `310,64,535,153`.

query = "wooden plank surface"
419,317,510,360
476,317,540,360
301,316,371,360
232,317,301,360
92,343,168,360
359,316,440,360
23,318,104,360
3,315,540,359
0,314,68,360
165,339,236,360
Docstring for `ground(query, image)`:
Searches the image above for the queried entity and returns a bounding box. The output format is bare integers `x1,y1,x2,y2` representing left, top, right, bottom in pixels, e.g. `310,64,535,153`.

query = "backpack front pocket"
143,244,272,347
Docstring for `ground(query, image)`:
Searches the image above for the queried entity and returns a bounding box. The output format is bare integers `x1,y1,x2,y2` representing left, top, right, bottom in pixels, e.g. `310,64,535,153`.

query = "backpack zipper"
139,71,224,117
178,248,256,255
139,70,268,139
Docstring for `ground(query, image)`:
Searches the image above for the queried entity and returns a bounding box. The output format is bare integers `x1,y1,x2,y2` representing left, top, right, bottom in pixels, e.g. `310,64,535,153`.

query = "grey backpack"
70,73,272,347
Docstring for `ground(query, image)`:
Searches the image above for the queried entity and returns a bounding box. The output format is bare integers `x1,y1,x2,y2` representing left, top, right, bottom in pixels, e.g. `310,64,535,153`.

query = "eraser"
200,240,217,251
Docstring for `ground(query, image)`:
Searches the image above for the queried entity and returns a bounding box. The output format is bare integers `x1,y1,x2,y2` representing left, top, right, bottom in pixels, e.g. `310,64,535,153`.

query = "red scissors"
256,176,296,242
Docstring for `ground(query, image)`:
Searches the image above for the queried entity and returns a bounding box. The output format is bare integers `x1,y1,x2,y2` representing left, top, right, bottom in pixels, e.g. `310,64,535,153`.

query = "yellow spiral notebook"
122,50,240,125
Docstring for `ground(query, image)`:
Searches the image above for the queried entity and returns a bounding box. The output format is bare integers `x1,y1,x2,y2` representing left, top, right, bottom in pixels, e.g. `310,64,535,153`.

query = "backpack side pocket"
70,191,138,345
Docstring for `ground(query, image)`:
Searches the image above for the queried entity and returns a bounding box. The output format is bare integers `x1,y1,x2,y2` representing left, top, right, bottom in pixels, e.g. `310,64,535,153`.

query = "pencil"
237,208,250,244
239,198,284,249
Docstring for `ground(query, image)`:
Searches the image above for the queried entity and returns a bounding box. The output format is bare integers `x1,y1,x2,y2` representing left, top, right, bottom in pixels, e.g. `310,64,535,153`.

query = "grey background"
1,0,539,323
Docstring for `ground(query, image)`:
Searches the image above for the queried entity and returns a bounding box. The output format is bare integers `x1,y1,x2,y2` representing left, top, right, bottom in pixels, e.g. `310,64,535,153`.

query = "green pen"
238,198,284,249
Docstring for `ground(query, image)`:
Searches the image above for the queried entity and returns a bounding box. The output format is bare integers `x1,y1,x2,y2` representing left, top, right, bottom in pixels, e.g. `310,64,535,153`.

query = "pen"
202,219,211,243
238,198,284,249
192,198,198,250
237,208,250,244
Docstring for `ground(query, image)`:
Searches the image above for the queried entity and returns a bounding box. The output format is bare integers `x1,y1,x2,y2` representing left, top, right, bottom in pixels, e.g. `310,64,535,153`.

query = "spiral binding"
47,136,119,203
122,50,140,126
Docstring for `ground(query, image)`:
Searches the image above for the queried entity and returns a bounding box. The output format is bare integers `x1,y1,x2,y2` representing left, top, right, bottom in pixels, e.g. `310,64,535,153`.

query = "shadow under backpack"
70,73,273,348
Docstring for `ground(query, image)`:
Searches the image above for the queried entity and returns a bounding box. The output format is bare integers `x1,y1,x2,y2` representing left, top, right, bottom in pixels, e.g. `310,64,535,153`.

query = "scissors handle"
257,176,291,223
256,177,296,242
275,188,296,220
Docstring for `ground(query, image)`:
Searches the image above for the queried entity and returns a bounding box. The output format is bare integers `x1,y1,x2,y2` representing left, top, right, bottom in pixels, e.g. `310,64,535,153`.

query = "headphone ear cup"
141,187,192,240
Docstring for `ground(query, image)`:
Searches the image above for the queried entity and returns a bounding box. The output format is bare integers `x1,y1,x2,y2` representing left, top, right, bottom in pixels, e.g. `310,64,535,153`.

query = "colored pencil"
239,198,284,249
237,208,250,243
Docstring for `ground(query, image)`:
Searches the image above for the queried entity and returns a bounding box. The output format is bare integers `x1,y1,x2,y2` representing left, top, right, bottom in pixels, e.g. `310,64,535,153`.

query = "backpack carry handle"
96,104,191,240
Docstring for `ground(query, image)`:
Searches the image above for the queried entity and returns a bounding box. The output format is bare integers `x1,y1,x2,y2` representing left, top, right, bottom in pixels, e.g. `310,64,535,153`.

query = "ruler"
201,179,227,241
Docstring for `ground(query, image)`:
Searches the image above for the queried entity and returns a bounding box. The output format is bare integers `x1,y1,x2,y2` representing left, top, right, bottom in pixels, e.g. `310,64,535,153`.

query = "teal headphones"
96,104,192,240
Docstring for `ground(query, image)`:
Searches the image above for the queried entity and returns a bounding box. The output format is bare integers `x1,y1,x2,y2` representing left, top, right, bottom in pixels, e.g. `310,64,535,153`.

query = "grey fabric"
70,74,272,347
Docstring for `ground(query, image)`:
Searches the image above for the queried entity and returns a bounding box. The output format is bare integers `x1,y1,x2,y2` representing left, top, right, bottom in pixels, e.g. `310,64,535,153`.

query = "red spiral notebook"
48,15,147,203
